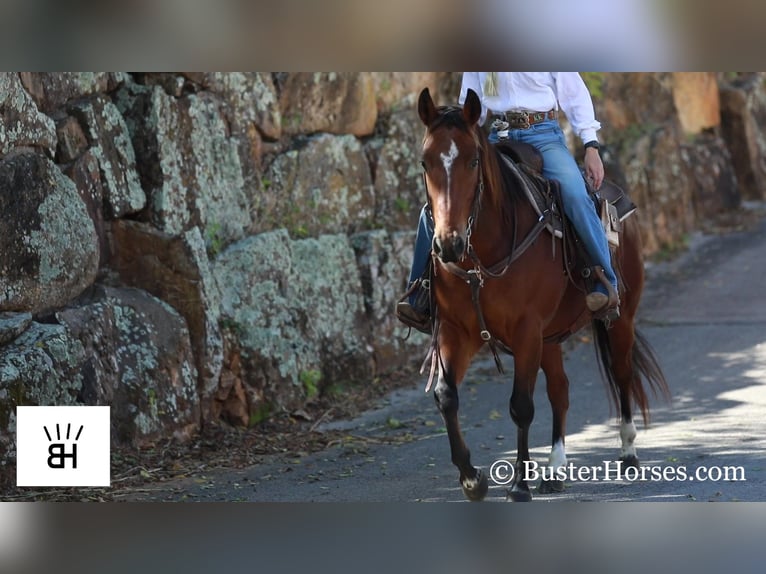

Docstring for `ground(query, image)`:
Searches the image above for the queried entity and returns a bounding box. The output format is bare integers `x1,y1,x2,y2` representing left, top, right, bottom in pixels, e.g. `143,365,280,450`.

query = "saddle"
497,141,636,334
496,141,637,246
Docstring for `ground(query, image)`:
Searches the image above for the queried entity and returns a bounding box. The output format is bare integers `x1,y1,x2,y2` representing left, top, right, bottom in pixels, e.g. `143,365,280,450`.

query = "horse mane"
426,106,522,229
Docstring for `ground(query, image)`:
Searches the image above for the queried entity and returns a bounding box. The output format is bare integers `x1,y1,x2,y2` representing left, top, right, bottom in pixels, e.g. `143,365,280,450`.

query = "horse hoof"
619,455,640,469
538,479,565,494
505,488,532,502
461,469,489,502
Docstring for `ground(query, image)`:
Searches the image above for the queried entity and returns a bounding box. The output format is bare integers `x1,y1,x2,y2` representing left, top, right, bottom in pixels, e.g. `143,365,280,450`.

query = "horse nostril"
432,237,442,256
454,236,465,256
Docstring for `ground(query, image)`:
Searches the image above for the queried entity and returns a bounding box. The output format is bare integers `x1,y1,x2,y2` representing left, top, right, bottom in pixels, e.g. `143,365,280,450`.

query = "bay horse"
416,87,669,501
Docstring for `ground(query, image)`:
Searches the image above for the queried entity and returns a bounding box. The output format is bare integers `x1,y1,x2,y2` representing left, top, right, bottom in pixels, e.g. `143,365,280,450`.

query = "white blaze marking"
548,439,567,470
440,139,459,193
620,420,637,458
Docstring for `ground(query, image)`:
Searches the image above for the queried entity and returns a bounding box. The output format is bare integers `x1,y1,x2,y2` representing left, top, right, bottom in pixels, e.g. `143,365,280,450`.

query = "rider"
397,72,619,329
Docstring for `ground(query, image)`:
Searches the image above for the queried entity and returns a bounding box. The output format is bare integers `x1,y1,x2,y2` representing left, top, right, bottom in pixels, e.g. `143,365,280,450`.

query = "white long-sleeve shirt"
458,72,601,144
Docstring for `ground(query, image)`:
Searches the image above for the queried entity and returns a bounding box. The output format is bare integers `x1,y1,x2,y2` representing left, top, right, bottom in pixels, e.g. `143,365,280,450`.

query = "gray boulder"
0,151,99,313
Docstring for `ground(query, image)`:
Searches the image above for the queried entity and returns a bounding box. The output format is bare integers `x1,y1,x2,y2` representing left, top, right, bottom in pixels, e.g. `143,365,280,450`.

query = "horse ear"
463,89,482,126
418,87,438,126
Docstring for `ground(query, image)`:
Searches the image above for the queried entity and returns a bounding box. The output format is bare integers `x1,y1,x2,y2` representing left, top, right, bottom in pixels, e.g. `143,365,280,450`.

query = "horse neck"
470,175,537,264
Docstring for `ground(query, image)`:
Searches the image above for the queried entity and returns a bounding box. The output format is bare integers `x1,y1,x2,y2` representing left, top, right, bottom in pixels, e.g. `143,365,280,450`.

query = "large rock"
1,285,200,466
260,133,374,236
0,73,57,158
115,85,251,248
61,151,109,268
201,72,281,173
681,132,740,216
199,72,281,141
0,151,99,313
0,312,32,345
132,72,279,172
372,73,451,110
110,220,223,420
672,73,721,135
719,73,766,200
596,72,732,254
351,230,429,371
0,322,87,467
56,286,200,446
279,73,377,136
213,230,371,425
367,107,427,231
619,126,694,254
599,73,677,134
18,72,127,114
68,95,146,218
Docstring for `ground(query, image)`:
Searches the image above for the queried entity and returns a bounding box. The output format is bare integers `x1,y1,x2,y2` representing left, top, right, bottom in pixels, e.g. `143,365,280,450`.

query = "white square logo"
16,406,111,487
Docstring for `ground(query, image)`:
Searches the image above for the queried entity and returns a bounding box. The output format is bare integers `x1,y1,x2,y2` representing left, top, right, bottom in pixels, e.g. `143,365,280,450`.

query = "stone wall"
1,72,763,469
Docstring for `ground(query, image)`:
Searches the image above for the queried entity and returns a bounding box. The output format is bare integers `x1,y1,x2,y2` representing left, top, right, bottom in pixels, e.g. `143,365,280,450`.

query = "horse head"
418,87,483,264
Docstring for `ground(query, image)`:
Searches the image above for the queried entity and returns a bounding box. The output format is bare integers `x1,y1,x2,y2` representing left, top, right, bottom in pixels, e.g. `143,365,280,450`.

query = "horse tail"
592,321,670,426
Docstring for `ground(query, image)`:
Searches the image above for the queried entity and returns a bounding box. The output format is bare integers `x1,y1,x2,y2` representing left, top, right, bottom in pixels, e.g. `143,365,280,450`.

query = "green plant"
249,402,272,426
206,222,224,256
299,369,322,399
581,72,605,100
394,196,410,213
285,112,302,130
386,416,403,429
147,388,157,410
323,382,347,398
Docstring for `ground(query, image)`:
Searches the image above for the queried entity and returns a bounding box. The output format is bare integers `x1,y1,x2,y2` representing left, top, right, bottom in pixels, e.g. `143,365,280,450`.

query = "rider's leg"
407,204,434,309
515,122,618,305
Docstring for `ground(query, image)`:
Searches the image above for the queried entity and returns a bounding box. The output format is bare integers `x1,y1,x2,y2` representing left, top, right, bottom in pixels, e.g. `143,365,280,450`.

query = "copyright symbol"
489,459,515,485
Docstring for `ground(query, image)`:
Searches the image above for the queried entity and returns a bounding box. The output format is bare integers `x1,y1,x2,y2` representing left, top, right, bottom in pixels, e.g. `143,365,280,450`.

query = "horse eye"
470,158,479,168
420,160,427,171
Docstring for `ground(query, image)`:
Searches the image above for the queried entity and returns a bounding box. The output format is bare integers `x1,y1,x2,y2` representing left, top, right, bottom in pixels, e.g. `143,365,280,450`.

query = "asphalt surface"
127,209,766,502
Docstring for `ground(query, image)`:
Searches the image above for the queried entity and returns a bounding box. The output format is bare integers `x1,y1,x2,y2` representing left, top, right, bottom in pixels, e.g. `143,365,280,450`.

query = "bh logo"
44,423,84,469
16,406,111,487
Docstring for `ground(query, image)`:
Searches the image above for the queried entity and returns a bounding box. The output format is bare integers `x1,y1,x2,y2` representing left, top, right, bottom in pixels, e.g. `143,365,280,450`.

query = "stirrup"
589,266,620,322
395,301,431,335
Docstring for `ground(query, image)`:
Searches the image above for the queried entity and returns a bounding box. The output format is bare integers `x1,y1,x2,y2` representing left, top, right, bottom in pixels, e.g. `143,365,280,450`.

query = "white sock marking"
548,439,567,470
620,420,637,458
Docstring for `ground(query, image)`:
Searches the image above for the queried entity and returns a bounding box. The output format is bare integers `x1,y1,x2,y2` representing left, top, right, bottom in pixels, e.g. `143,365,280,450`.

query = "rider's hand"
584,147,604,190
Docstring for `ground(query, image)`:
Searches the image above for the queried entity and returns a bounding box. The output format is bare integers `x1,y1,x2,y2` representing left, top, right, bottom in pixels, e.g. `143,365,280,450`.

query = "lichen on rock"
0,151,99,313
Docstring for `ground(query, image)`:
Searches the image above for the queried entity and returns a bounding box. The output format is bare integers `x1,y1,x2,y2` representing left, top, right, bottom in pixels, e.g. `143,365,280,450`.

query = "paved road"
129,210,766,502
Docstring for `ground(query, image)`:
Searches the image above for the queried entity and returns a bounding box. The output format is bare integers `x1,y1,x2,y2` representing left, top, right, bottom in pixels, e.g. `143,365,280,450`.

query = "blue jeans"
408,119,617,305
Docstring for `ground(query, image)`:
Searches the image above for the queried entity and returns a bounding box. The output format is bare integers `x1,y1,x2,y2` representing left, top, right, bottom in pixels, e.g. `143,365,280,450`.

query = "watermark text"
489,459,746,485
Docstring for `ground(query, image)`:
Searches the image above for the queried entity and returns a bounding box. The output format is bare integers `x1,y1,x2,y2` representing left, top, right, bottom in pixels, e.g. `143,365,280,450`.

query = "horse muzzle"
433,231,466,263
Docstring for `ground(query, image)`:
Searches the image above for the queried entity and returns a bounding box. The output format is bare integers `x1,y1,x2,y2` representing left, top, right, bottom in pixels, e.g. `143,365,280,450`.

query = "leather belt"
495,109,558,130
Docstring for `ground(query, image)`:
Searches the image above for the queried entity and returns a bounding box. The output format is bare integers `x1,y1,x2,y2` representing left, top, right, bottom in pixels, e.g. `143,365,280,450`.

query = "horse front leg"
506,329,543,502
433,331,487,501
538,343,570,494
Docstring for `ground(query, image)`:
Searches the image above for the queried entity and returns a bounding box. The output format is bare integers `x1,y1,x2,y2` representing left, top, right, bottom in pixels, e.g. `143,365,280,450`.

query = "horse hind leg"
594,310,670,469
592,316,642,467
538,343,570,494
613,324,642,467
433,360,488,501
